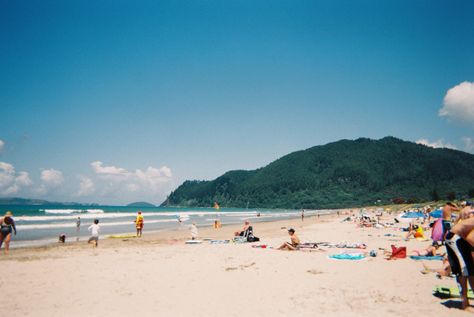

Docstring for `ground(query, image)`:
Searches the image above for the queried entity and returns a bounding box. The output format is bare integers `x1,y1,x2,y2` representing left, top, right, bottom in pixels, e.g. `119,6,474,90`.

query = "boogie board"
185,240,202,244
433,286,474,299
108,234,137,239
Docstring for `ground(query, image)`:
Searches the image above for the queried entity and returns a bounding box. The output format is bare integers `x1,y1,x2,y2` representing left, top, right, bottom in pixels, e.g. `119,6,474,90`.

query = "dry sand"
0,213,469,317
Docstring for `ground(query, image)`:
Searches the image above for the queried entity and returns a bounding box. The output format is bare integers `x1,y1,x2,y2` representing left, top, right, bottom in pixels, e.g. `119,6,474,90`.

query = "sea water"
0,204,333,248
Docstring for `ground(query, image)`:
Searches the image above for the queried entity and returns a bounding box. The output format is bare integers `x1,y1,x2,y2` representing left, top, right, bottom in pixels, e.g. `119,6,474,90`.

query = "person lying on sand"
411,241,441,257
278,228,300,251
420,256,451,278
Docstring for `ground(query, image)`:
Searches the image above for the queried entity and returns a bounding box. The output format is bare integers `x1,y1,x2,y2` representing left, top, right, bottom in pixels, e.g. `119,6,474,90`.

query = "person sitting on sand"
404,223,424,240
88,219,100,247
234,220,251,237
278,228,300,251
411,241,441,256
0,211,17,255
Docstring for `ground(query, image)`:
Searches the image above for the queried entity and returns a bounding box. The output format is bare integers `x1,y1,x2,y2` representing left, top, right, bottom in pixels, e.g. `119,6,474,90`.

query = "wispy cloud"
416,138,457,149
439,81,474,123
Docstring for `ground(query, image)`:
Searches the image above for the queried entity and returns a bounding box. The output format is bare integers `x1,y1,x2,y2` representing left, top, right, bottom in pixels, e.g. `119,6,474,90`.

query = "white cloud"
40,169,64,186
439,81,474,122
0,139,4,153
0,162,32,196
90,161,173,201
416,139,457,149
36,168,64,195
91,161,128,176
77,176,95,196
463,137,474,152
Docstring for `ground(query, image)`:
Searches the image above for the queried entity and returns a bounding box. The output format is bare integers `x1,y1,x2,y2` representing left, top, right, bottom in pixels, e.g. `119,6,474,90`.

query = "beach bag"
431,219,443,242
247,235,260,242
389,245,406,259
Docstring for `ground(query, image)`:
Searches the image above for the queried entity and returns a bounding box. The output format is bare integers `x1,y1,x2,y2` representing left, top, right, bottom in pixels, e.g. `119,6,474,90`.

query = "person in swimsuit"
135,211,144,237
0,211,17,255
445,217,474,311
278,228,300,251
411,241,441,256
442,202,459,239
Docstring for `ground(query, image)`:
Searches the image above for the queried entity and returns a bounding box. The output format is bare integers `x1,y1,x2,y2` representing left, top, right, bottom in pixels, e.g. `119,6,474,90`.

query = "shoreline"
2,209,343,256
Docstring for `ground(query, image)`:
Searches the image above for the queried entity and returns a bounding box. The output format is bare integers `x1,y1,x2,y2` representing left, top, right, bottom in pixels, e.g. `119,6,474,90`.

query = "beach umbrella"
401,211,425,218
429,209,442,218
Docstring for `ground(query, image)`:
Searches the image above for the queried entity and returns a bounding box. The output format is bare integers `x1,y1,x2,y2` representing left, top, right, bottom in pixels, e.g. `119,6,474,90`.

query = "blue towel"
409,255,443,261
329,254,366,260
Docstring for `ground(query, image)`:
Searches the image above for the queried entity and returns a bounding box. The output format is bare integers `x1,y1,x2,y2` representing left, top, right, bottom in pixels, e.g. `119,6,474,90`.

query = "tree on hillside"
469,188,474,198
430,189,440,201
447,192,456,201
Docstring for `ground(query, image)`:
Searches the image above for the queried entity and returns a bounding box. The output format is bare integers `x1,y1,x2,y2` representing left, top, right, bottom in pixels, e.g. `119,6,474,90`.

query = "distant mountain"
162,137,474,209
0,197,98,206
126,202,156,207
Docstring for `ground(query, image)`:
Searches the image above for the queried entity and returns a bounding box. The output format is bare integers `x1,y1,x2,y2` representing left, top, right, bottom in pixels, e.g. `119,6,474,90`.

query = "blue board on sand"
409,255,444,261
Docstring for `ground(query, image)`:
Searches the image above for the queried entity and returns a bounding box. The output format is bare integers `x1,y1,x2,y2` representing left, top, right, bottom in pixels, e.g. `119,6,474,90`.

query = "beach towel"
210,240,230,244
298,243,319,249
389,245,406,259
409,255,444,261
329,242,367,249
329,253,366,260
433,286,474,299
431,218,443,242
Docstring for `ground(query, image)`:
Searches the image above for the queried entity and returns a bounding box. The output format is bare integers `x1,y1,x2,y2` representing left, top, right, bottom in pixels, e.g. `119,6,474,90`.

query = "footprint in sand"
307,269,324,275
225,262,257,271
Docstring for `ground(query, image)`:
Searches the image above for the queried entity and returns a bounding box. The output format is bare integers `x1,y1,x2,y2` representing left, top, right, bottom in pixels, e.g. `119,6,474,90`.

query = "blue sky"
1,0,473,205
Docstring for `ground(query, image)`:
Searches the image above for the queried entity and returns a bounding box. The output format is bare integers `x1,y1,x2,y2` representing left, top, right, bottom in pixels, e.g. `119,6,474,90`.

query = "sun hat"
4,211,13,217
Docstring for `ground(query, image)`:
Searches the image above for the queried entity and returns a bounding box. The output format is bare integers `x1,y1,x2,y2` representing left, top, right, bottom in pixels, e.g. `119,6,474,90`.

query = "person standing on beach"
301,209,305,221
190,223,199,240
88,219,100,247
442,202,459,239
135,211,144,237
76,217,81,241
445,217,474,311
0,211,17,255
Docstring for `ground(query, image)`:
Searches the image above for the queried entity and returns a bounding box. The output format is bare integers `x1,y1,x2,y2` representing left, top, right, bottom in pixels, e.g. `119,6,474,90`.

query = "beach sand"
0,212,468,317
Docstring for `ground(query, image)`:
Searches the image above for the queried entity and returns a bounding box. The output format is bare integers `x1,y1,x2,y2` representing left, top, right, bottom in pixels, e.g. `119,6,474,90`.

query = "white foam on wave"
42,209,105,214
18,210,261,222
16,219,177,230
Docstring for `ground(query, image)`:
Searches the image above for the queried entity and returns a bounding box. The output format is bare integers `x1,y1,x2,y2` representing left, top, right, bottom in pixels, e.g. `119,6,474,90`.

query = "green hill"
162,137,474,209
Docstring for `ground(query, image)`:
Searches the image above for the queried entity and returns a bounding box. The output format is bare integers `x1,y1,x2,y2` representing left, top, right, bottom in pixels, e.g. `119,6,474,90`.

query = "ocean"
0,205,333,248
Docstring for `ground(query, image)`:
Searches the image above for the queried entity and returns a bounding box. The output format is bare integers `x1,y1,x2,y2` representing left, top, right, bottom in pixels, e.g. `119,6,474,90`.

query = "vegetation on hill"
162,137,474,209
